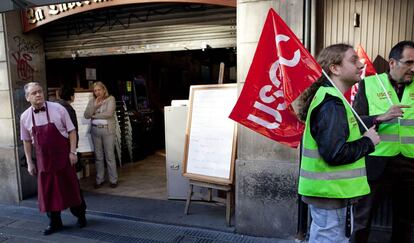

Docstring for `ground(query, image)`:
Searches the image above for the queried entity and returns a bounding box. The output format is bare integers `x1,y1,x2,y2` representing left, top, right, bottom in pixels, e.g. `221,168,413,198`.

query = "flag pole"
322,69,369,131
374,73,394,105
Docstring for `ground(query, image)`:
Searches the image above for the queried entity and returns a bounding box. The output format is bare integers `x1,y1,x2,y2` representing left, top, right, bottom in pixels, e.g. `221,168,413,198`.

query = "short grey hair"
24,82,42,97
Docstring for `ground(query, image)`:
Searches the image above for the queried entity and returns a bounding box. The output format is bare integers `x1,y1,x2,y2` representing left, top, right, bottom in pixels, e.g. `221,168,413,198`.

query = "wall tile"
0,118,14,147
0,62,9,90
0,90,11,118
0,33,5,61
236,42,258,83
0,147,19,203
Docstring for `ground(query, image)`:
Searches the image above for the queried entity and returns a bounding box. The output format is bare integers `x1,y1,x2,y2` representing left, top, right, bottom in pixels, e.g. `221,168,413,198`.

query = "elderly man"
20,82,86,235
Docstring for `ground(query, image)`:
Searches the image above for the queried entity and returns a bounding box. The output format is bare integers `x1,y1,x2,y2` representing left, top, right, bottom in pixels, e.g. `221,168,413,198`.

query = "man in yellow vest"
352,41,414,243
297,44,382,242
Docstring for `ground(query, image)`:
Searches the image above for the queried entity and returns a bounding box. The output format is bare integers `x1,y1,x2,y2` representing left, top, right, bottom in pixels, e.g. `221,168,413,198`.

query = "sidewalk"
0,192,298,242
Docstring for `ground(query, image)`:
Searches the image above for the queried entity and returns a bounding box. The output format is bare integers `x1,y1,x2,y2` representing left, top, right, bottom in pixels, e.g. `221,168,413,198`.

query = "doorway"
45,48,237,200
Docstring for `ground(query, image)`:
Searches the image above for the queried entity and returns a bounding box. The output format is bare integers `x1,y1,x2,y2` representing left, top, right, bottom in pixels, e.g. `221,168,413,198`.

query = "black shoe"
110,182,118,188
43,225,62,235
94,182,103,189
77,215,87,228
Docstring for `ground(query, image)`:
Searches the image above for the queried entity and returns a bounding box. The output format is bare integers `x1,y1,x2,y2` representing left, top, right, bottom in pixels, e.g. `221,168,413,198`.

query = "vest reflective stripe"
399,79,414,157
383,118,398,124
298,86,370,199
302,148,320,159
400,119,414,126
365,73,414,157
401,137,414,144
379,134,399,142
300,168,366,180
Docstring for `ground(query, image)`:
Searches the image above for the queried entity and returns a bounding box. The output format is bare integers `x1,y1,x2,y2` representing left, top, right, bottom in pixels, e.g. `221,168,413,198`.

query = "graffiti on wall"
11,36,41,82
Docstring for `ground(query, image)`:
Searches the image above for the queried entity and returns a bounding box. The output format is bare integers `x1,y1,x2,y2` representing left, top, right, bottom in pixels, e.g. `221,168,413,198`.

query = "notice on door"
183,84,237,185
72,92,94,153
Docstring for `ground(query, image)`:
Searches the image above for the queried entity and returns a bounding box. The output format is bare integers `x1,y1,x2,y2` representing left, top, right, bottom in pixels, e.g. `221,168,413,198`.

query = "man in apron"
21,82,86,235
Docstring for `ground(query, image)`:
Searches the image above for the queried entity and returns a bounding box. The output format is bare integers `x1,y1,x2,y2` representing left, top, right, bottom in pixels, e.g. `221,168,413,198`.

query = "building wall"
0,13,20,203
318,0,414,72
1,1,304,238
235,0,303,239
1,11,47,202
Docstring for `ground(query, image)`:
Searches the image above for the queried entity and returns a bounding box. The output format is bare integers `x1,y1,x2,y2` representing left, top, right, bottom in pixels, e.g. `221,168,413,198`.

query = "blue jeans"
309,205,349,243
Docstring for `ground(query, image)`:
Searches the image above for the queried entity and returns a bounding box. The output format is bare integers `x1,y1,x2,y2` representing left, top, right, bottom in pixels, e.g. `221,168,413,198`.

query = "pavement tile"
0,204,294,243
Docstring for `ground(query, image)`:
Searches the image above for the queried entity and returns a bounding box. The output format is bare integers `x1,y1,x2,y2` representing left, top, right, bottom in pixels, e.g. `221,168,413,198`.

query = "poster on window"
85,68,96,81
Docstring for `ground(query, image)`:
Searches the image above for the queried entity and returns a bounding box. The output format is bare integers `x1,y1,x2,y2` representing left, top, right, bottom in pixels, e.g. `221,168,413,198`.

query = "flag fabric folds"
344,44,377,103
229,8,321,148
356,44,376,78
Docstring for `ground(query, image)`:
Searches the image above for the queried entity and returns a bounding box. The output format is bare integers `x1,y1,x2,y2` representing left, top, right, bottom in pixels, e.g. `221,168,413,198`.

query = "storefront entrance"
22,1,236,201
45,48,236,200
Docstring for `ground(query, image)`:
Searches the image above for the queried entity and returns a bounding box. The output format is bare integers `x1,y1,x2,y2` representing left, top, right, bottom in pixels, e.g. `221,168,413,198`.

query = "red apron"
31,103,81,212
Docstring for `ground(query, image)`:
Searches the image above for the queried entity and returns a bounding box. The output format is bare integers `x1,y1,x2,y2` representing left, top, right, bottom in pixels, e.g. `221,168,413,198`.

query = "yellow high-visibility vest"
299,86,370,198
365,73,414,158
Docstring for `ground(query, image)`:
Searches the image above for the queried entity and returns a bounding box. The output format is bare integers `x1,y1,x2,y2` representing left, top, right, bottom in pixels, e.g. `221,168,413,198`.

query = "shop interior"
45,48,237,200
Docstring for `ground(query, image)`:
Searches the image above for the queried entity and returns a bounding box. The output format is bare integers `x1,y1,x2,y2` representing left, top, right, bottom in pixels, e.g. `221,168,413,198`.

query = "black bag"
75,153,84,172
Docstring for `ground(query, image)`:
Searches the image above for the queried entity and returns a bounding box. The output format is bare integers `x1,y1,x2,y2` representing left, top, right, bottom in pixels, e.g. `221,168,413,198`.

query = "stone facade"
0,13,20,203
235,0,303,238
0,2,304,239
0,11,47,203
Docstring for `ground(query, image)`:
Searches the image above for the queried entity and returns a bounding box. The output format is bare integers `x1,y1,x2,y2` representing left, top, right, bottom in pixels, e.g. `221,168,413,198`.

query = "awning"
1,0,235,13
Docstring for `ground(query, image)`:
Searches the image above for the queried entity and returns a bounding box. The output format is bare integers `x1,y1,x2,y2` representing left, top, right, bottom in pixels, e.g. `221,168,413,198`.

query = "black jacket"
301,82,375,209
56,99,79,148
310,82,375,166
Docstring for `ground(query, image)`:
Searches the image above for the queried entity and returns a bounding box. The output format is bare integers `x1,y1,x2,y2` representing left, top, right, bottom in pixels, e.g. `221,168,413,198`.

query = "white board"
72,92,94,153
183,84,237,185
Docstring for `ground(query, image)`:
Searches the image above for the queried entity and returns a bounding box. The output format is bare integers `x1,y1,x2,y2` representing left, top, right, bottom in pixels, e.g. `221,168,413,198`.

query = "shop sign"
21,0,235,32
22,0,114,32
26,1,111,24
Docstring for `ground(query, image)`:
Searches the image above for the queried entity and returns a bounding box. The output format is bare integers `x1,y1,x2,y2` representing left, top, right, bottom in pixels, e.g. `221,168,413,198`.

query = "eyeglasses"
396,59,414,67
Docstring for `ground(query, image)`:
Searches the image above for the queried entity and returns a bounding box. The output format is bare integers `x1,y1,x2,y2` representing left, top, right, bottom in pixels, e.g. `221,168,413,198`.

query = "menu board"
72,92,94,153
183,84,237,185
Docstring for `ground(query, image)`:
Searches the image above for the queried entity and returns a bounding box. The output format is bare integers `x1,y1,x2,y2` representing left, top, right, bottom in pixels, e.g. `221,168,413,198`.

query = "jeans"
309,205,349,243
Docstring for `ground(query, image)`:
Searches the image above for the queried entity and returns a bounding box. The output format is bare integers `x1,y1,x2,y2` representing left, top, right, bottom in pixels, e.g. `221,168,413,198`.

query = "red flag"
344,45,376,103
229,9,321,148
357,44,376,78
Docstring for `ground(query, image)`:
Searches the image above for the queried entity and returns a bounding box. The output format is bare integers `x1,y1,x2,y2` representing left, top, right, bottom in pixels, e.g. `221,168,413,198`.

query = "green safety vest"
298,86,370,199
364,73,414,158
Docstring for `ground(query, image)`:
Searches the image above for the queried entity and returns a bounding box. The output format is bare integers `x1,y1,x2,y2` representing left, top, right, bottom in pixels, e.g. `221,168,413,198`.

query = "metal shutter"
43,3,236,59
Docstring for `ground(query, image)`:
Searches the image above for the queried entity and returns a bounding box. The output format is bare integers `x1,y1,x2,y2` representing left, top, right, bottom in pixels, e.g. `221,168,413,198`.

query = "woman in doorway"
84,81,118,188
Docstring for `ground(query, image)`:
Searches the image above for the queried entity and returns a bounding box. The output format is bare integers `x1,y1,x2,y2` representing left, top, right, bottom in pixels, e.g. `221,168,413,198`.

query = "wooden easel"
184,179,233,226
78,152,94,178
182,85,237,227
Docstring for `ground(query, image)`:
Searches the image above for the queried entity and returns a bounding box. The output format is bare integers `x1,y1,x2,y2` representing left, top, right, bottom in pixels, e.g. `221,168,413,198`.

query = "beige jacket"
84,95,116,134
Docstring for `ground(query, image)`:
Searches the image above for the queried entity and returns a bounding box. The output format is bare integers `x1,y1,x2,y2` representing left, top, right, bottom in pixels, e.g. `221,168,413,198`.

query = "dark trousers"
47,189,87,226
351,156,414,243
